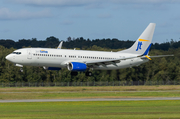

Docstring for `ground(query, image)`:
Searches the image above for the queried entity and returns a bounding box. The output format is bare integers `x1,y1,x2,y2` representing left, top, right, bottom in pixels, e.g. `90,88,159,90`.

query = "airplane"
5,23,173,76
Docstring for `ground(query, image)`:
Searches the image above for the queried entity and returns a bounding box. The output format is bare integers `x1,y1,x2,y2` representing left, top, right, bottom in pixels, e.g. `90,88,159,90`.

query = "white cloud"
61,20,74,25
6,0,180,7
159,22,173,28
7,0,98,7
70,14,89,19
0,8,52,20
111,0,180,4
1,29,11,33
98,13,112,19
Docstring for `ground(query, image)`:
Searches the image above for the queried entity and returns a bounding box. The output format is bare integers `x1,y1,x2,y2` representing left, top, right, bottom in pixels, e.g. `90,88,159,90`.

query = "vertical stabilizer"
119,23,156,55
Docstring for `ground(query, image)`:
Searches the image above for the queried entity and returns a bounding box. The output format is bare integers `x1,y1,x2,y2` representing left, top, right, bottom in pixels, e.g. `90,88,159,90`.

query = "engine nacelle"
43,66,61,70
67,62,87,71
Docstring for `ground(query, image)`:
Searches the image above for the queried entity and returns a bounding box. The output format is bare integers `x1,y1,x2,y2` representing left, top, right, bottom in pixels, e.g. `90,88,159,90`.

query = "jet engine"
67,62,87,71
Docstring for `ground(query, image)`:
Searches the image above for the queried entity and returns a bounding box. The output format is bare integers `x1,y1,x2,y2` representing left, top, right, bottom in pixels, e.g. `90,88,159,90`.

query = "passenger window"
16,52,20,55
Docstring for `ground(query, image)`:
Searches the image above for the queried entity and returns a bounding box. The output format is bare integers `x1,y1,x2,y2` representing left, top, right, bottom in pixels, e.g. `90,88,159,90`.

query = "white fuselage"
6,48,149,70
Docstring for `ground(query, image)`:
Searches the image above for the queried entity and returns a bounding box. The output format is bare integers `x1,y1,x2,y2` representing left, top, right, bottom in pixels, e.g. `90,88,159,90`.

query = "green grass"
0,86,180,100
0,100,180,119
0,86,180,119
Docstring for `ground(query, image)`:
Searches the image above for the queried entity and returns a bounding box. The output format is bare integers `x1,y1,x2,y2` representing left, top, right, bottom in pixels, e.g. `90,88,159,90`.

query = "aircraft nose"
5,54,11,61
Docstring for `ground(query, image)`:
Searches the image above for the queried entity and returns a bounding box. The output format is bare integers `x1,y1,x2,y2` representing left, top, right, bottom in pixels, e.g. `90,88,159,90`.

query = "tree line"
0,36,179,51
0,36,179,83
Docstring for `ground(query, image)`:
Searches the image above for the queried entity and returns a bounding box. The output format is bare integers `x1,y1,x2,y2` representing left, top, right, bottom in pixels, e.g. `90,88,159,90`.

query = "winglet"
57,41,63,49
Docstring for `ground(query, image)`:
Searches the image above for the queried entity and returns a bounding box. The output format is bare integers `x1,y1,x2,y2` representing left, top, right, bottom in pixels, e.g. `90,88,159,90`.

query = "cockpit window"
12,52,21,55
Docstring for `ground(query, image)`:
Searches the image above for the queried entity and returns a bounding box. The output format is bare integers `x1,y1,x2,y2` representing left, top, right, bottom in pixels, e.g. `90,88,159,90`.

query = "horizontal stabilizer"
141,55,174,60
150,55,174,58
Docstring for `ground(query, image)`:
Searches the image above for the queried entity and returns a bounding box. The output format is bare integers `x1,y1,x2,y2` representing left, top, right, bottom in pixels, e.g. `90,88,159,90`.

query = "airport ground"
0,85,180,119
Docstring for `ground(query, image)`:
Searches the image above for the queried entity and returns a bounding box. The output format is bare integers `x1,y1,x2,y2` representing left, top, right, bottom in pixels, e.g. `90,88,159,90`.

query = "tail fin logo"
136,41,142,51
136,39,150,51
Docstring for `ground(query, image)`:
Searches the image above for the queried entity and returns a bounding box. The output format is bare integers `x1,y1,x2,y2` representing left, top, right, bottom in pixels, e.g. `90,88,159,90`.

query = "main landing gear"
70,71,92,76
85,71,92,76
71,71,78,76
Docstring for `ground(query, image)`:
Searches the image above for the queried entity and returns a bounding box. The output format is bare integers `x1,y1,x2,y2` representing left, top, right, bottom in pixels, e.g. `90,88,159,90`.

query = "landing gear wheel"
71,71,78,76
85,71,92,76
20,68,23,72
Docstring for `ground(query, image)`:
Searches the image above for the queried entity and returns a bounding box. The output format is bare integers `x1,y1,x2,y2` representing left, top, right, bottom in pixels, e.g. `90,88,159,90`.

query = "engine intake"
67,62,87,71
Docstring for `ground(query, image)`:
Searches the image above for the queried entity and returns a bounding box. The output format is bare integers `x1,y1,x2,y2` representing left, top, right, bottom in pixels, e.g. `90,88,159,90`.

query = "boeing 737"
5,23,173,76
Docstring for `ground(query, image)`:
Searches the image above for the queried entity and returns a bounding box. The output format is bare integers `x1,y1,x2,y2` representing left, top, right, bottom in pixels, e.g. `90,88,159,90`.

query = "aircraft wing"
85,54,173,67
85,56,139,67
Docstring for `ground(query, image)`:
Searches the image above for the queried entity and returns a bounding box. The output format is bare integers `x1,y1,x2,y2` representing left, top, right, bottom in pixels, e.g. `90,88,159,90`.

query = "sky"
0,0,180,43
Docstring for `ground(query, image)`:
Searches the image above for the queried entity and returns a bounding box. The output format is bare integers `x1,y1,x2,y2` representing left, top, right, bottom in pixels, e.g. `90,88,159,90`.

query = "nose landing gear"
20,68,23,72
